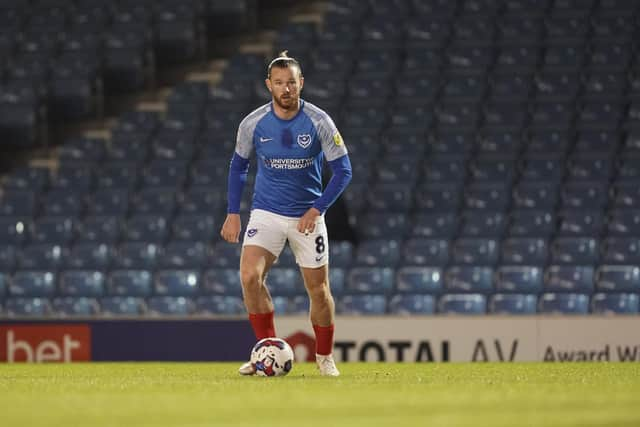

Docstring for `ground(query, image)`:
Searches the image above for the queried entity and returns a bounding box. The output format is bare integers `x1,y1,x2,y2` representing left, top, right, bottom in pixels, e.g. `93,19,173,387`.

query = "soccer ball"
250,337,294,377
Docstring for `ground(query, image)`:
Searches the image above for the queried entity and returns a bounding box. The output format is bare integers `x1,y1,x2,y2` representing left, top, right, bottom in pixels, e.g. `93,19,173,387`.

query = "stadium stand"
1,0,640,317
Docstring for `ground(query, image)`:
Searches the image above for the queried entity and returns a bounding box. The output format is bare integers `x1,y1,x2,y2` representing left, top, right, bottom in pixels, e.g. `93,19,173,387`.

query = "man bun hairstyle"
267,50,302,78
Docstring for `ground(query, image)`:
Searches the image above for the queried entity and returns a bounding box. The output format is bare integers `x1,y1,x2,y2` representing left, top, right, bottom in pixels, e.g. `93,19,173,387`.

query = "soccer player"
220,51,352,376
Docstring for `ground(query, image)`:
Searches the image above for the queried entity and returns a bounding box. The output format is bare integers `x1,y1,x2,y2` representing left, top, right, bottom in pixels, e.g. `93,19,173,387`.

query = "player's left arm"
297,117,352,234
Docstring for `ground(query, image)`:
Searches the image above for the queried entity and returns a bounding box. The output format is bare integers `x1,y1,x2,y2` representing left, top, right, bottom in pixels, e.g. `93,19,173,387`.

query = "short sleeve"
317,113,348,162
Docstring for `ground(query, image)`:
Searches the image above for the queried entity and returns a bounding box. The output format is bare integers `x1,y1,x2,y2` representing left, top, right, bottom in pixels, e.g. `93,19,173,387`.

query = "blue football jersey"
234,100,348,217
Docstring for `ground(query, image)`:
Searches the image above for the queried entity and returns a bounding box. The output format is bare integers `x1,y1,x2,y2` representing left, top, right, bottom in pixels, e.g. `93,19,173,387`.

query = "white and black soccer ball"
250,337,294,377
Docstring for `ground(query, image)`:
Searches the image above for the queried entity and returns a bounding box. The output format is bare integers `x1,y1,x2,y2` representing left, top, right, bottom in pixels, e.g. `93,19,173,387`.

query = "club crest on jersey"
247,228,258,238
297,134,311,148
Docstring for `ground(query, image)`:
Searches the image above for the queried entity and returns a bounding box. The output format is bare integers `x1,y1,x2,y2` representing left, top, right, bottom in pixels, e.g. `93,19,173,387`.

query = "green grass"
1,363,639,427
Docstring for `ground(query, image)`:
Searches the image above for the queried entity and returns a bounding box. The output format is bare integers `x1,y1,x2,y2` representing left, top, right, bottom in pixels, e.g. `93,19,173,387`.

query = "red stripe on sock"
313,324,335,356
249,311,275,340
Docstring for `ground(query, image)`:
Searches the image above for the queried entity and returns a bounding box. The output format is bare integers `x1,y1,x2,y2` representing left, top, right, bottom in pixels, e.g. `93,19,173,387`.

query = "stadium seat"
114,243,161,270
208,242,242,268
59,270,105,297
402,238,450,267
107,270,153,297
501,238,548,265
495,266,544,294
591,293,639,315
512,182,559,210
346,267,395,295
556,211,605,237
154,270,200,296
158,241,208,269
601,238,640,264
201,268,241,296
41,189,85,217
75,216,121,244
451,238,500,265
52,297,100,316
438,294,487,315
0,271,7,297
100,296,147,316
550,237,599,264
395,266,443,294
414,183,463,212
520,155,566,183
410,213,459,238
147,296,195,316
357,212,409,240
0,245,15,272
195,295,245,315
131,188,177,216
560,182,608,210
538,293,590,315
606,210,640,236
459,212,507,238
0,217,30,245
337,294,387,315
9,271,56,298
328,241,354,268
30,216,75,245
367,183,414,212
18,243,67,270
508,211,556,238
122,215,169,243
422,156,467,185
388,294,435,315
268,267,305,296
545,265,595,293
355,240,401,267
489,293,538,315
4,297,52,317
444,266,494,294
65,243,112,270
595,265,640,293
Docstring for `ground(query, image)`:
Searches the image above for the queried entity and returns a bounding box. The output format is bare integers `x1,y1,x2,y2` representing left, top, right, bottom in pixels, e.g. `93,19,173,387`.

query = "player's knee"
240,268,263,290
307,281,332,302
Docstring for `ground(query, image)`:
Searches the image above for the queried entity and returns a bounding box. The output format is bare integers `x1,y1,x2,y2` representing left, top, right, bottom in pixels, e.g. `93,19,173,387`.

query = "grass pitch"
1,362,639,427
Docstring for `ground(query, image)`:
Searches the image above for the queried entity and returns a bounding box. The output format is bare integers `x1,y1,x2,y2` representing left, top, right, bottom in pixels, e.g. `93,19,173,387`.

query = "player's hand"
297,208,321,235
220,214,242,243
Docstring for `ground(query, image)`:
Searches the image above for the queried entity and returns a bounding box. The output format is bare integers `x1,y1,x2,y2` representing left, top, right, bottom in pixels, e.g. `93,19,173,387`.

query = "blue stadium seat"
611,183,640,209
131,188,177,216
556,210,605,237
5,297,52,317
96,162,140,190
147,296,195,316
445,266,494,294
489,293,538,315
268,267,305,296
59,270,105,297
328,268,346,296
201,268,241,296
567,154,613,181
534,72,580,102
560,182,608,210
75,216,121,244
49,165,94,191
107,270,153,297
388,294,435,315
114,243,161,270
451,238,500,265
159,241,208,269
41,189,85,217
538,293,590,315
52,297,100,316
595,265,640,293
550,237,599,264
19,244,67,270
395,266,443,294
208,242,242,268
429,132,474,159
469,156,516,183
65,243,112,270
9,271,56,297
328,241,354,268
422,157,467,185
171,214,215,242
195,295,245,315
30,216,75,244
495,266,544,293
545,265,595,293
459,212,507,237
122,215,169,243
591,293,639,315
601,238,640,264
346,267,395,295
402,238,450,267
0,245,16,272
512,182,559,210
357,212,409,239
1,167,49,192
508,210,556,238
438,294,487,315
501,238,548,265
100,296,147,316
520,155,566,183
410,213,459,238
367,183,414,212
0,271,7,297
355,240,401,267
414,183,462,212
154,270,200,296
338,294,387,315
607,210,640,236
0,217,31,245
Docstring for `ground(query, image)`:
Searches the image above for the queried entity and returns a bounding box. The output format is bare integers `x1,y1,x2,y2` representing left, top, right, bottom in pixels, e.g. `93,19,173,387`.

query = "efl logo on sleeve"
0,325,91,363
332,131,344,146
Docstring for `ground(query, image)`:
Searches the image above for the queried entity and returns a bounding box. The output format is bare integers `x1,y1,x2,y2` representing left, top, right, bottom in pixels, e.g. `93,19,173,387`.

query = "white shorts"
243,209,329,268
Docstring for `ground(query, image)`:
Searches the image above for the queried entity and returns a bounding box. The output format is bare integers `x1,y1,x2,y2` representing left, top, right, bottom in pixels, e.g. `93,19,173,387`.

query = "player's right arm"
220,117,255,243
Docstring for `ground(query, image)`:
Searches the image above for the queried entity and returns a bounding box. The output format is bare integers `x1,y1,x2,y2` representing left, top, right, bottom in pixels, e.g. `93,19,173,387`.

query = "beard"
273,93,297,110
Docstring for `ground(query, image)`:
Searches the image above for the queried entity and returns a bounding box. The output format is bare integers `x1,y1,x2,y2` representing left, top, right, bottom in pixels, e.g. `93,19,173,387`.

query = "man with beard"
220,51,352,376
